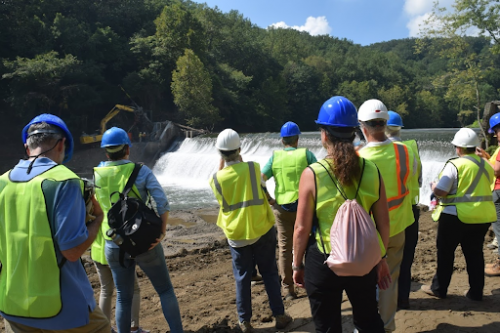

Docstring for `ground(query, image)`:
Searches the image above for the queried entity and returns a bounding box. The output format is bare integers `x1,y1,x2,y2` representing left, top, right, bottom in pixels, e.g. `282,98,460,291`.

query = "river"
153,129,462,210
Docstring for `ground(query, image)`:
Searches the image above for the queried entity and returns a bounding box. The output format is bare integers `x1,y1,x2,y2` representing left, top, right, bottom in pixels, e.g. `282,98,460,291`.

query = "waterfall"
153,129,459,209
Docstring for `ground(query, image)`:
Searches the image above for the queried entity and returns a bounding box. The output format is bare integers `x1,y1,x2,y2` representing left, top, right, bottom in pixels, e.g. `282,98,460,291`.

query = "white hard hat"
358,99,389,121
451,128,480,148
216,128,240,151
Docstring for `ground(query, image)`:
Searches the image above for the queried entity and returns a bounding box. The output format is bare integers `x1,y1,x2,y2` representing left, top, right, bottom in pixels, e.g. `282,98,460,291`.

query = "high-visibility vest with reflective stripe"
432,155,496,223
93,162,142,264
403,139,422,205
209,161,275,240
0,165,83,318
271,148,308,205
359,142,414,236
309,159,386,257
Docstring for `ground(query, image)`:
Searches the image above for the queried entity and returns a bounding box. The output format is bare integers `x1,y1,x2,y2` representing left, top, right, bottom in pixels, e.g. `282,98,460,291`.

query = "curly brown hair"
323,127,360,186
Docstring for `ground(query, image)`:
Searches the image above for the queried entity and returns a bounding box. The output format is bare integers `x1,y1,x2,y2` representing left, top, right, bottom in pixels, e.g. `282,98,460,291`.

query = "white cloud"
404,0,455,37
269,16,332,36
407,13,431,37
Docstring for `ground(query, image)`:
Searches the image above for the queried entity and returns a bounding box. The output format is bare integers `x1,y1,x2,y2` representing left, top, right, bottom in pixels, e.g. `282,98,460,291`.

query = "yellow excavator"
79,104,143,144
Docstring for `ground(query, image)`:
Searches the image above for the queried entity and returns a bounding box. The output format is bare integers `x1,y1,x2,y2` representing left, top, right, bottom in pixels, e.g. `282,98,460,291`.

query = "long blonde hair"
322,127,360,186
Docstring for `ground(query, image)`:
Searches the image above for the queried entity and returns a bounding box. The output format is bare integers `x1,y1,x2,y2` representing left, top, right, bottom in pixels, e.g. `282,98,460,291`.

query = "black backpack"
106,163,163,266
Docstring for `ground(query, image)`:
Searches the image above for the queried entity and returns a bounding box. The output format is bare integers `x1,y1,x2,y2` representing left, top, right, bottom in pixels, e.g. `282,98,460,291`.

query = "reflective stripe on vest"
209,161,275,241
387,143,410,210
271,148,308,204
440,156,492,204
212,162,264,212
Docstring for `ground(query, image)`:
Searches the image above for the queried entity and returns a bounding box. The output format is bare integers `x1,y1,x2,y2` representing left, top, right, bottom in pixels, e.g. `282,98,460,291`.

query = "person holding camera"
94,127,183,333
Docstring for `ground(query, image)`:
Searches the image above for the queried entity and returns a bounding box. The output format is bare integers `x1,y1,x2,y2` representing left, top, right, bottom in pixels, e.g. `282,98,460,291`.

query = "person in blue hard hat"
1,114,111,332
293,96,390,333
94,127,183,333
477,113,500,276
261,121,317,300
385,111,423,309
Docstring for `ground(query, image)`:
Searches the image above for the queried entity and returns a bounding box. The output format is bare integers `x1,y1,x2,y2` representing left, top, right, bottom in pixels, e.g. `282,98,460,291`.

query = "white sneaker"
487,237,499,249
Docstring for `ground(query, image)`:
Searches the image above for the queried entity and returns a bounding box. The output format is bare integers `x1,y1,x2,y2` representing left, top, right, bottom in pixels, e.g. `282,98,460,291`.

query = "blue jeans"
229,226,284,323
105,242,183,333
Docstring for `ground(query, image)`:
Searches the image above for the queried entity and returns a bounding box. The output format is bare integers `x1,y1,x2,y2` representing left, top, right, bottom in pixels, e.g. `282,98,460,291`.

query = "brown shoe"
420,285,445,298
485,258,500,269
485,259,500,276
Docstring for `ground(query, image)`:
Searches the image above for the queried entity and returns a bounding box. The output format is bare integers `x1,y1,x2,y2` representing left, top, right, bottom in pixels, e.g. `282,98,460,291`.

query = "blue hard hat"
280,121,301,137
489,113,500,133
387,111,404,127
101,127,132,148
22,114,74,163
315,96,358,127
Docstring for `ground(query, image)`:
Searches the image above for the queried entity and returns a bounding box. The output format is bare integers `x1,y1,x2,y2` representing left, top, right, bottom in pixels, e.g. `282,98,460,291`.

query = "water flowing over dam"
153,129,461,210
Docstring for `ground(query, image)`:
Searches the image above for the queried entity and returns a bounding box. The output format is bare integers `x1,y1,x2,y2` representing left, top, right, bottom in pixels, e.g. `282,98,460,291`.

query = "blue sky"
192,0,455,45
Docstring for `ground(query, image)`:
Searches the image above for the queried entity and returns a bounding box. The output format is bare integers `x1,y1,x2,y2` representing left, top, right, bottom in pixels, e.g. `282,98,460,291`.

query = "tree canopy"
1,0,500,141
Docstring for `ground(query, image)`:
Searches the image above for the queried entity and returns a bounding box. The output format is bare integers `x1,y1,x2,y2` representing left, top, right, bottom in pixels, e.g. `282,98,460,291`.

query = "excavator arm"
80,104,136,144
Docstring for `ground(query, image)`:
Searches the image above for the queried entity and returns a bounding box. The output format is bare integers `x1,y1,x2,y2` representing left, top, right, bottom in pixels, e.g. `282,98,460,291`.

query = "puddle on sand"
168,218,196,228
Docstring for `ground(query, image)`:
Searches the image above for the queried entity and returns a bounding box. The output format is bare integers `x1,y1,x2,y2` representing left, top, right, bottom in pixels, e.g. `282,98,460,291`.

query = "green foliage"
0,0,499,139
171,49,220,128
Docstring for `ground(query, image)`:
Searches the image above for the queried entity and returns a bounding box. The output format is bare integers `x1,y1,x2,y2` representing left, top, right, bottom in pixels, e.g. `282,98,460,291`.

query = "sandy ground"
1,207,500,332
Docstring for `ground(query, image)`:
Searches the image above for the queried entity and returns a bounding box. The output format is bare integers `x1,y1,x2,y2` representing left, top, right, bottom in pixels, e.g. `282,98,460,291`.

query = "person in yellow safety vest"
293,96,390,333
386,111,422,310
261,121,317,301
94,127,183,333
420,128,496,301
475,113,500,276
357,100,415,333
0,114,111,332
209,129,292,333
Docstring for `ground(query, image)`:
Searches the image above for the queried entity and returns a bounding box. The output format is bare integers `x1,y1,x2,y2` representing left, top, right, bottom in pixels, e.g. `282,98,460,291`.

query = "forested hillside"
1,0,499,140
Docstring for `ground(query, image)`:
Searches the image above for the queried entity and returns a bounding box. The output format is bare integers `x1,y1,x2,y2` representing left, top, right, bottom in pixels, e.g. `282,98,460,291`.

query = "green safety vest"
92,162,141,264
271,148,308,205
309,159,386,256
209,162,275,240
403,139,422,205
432,155,496,224
0,165,83,318
359,142,414,236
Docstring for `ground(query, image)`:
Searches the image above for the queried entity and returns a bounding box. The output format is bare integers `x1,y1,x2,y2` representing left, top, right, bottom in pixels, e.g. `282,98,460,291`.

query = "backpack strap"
313,159,366,257
123,163,143,197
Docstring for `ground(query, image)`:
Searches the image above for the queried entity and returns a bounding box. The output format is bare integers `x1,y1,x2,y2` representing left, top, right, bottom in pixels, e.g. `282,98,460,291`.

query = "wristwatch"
292,263,305,271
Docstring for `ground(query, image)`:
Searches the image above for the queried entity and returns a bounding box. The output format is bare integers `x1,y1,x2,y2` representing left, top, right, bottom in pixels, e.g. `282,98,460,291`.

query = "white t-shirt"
435,162,459,216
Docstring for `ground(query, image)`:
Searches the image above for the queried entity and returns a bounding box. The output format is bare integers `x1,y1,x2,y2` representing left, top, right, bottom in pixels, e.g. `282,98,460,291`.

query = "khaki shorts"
4,306,110,333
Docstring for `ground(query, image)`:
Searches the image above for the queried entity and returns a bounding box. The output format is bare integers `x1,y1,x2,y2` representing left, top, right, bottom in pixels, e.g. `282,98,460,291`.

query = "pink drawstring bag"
325,198,381,276
317,159,381,276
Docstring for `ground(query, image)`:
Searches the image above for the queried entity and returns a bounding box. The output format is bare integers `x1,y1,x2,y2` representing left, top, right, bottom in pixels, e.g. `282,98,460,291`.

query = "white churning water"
153,129,464,210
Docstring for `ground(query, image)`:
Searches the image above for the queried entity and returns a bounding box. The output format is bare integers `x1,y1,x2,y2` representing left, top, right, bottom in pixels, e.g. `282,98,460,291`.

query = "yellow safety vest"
209,161,275,240
432,155,496,224
271,148,308,205
359,142,414,236
403,139,422,205
0,165,83,318
309,159,386,256
93,162,141,264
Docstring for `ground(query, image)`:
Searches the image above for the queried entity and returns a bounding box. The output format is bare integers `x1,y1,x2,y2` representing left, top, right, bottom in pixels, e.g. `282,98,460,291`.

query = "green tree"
171,49,220,128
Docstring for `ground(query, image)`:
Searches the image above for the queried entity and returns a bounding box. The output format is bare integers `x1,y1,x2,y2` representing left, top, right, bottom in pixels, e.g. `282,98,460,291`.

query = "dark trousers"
431,213,490,300
229,227,284,323
398,205,420,303
304,241,384,333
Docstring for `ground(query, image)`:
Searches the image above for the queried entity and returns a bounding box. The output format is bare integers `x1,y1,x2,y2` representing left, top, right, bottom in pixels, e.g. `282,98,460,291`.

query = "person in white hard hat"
209,129,292,333
357,100,415,333
420,128,496,301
